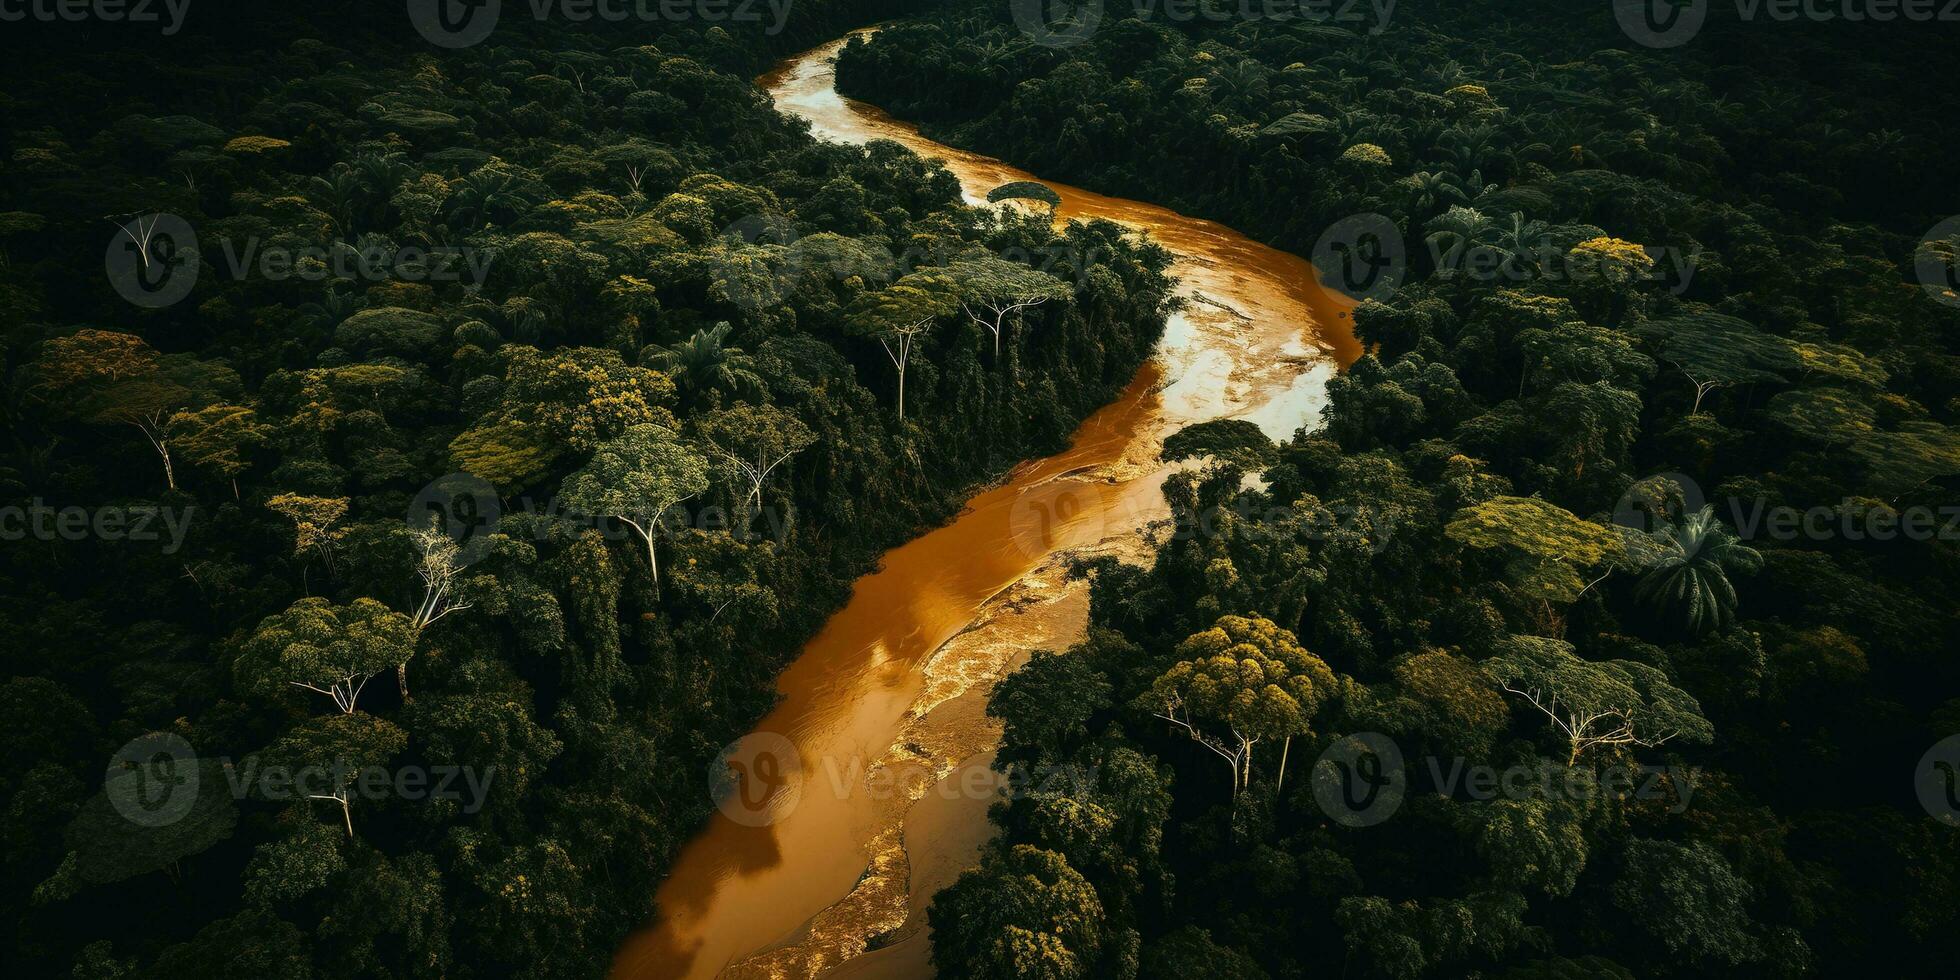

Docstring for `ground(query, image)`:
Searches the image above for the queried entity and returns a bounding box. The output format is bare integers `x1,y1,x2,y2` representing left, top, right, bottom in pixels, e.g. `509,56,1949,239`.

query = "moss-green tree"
1145,615,1339,795
561,423,709,601
236,597,416,714
1482,634,1712,765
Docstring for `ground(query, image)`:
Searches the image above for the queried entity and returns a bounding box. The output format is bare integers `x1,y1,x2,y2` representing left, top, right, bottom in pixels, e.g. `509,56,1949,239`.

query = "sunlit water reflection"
611,31,1358,980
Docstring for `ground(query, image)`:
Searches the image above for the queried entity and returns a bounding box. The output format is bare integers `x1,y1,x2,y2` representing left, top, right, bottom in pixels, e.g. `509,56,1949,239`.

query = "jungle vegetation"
837,4,1960,978
0,4,1173,978
3,2,1958,978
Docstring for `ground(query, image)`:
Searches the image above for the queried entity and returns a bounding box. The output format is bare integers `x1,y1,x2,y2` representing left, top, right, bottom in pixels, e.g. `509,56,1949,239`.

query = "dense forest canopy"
833,3,1960,978
2,1,1958,979
0,3,1172,977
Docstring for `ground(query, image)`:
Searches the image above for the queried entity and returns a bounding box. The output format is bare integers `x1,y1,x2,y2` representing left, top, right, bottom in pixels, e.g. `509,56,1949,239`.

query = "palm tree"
1423,205,1497,276
445,163,539,232
306,166,364,237
1440,123,1508,176
1210,59,1271,112
1491,212,1550,278
974,38,1017,83
1426,59,1469,87
1330,107,1380,144
298,285,361,331
645,322,763,410
1403,170,1466,216
1404,118,1447,156
1634,505,1762,635
352,150,408,191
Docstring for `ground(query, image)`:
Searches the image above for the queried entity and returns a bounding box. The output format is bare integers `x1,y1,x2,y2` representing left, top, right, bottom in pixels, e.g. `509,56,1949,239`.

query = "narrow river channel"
610,30,1361,980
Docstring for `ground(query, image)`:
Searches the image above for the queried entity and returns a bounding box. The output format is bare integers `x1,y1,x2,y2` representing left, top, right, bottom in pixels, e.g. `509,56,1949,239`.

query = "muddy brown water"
610,31,1359,980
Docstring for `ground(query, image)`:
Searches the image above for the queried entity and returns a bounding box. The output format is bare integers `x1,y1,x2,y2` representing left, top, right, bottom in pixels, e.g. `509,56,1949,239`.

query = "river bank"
610,31,1356,980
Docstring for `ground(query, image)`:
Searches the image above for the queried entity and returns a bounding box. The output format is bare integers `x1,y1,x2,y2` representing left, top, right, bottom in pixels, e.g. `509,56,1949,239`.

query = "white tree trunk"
642,526,659,590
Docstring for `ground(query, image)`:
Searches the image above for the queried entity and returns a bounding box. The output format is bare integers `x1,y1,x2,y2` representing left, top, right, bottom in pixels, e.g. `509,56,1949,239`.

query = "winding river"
610,31,1360,980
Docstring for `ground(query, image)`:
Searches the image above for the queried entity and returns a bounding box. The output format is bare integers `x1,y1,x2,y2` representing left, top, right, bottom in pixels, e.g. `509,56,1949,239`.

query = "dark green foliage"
1138,926,1268,980
1161,419,1275,468
3,0,1957,976
1632,505,1763,634
0,4,1165,976
988,647,1114,768
1609,838,1767,968
929,844,1112,979
867,4,1960,978
986,180,1062,209
63,758,238,886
